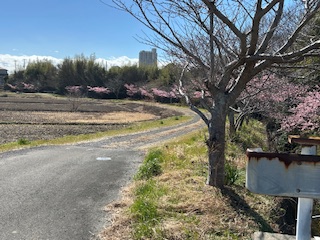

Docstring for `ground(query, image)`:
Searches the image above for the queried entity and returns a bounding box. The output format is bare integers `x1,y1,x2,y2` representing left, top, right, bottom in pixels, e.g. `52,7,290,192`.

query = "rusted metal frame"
288,135,320,146
246,151,320,167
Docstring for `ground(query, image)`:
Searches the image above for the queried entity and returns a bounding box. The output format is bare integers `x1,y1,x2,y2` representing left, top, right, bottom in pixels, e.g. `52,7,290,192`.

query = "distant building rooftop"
0,68,8,86
139,48,157,67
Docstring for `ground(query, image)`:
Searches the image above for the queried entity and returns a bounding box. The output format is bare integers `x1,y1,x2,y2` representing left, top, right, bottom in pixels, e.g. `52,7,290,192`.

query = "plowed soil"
0,93,180,144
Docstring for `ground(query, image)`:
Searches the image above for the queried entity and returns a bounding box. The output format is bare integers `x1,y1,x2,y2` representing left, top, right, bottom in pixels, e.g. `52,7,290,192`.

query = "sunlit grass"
0,115,191,153
100,119,276,240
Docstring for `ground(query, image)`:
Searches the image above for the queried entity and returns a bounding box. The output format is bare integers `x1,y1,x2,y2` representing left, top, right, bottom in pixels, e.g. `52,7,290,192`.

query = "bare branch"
257,0,284,53
278,0,320,54
178,63,210,126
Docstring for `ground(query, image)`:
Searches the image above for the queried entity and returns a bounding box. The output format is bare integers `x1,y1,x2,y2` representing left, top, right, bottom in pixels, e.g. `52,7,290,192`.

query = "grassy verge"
0,115,190,152
99,119,280,240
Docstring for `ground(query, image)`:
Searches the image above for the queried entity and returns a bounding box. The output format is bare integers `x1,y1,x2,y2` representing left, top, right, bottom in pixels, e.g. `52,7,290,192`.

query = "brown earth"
0,93,181,144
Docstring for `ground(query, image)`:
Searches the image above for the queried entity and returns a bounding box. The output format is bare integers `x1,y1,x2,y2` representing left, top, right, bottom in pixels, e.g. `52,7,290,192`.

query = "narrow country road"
0,111,203,240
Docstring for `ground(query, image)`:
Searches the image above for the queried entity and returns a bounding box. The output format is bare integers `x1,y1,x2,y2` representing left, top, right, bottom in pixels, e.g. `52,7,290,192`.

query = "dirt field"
0,93,181,144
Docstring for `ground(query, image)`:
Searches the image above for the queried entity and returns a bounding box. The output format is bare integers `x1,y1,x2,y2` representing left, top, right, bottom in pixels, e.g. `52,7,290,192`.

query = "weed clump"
134,149,163,180
224,160,240,186
17,138,30,145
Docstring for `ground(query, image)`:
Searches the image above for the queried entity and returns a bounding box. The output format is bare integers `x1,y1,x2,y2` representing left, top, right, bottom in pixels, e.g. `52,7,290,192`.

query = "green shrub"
135,149,163,180
17,138,30,145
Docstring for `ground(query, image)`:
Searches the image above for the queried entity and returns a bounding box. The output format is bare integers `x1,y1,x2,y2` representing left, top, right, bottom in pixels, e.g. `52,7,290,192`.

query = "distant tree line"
4,53,320,144
5,54,182,102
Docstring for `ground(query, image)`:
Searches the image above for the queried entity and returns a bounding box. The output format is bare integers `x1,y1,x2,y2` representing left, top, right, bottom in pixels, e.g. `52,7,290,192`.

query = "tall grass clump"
134,149,164,180
224,160,240,186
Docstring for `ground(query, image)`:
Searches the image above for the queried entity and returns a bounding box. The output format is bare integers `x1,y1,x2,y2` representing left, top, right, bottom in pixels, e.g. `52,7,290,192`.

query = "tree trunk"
228,109,236,139
206,102,228,188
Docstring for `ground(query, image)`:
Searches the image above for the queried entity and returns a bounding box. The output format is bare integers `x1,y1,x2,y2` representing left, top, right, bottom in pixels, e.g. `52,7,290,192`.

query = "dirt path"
78,109,204,151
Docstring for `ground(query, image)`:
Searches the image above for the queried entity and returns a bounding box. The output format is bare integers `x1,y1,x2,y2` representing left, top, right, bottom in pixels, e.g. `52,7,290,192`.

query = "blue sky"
0,0,155,72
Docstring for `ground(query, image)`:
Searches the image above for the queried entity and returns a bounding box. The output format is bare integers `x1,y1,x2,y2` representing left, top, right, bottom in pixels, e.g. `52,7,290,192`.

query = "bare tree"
110,0,320,188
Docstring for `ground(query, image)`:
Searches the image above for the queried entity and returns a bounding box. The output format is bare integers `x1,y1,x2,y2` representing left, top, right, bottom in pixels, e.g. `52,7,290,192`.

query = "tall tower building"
139,48,157,67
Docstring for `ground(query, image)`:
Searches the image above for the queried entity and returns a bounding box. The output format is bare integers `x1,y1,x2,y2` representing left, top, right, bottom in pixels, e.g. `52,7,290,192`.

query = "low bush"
17,138,30,145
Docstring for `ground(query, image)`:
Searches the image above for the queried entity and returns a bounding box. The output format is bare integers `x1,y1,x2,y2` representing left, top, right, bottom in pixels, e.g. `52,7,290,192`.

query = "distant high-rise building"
0,68,8,88
139,48,157,67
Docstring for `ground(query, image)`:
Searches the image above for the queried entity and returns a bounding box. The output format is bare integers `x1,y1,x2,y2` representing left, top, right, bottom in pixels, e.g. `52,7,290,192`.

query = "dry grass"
98,127,278,240
99,186,135,240
0,111,158,124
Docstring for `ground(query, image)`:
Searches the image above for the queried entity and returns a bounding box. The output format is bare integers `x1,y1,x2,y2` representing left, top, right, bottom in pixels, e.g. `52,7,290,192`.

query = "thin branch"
202,0,247,51
178,63,209,126
278,1,320,54
257,0,284,54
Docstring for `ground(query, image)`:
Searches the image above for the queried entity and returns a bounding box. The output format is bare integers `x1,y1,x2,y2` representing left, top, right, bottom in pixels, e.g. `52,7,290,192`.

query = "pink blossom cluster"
22,82,37,91
124,84,139,97
139,87,154,99
5,82,37,92
87,86,110,94
151,88,171,98
242,75,307,120
281,89,320,133
6,83,17,90
65,85,83,94
192,90,211,99
124,84,179,101
193,91,202,99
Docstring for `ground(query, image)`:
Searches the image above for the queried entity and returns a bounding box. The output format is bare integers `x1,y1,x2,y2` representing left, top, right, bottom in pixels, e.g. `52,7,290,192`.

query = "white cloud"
97,56,139,70
0,54,139,74
0,54,63,73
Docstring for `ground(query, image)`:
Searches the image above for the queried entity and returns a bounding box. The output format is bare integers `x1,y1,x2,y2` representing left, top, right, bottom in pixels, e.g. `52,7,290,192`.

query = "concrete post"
296,145,317,240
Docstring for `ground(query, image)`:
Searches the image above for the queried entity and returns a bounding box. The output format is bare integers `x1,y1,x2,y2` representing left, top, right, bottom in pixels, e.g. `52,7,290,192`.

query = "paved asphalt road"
0,112,203,240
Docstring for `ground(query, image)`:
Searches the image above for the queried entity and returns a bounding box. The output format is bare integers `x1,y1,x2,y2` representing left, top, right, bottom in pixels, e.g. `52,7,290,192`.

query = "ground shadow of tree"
221,186,275,233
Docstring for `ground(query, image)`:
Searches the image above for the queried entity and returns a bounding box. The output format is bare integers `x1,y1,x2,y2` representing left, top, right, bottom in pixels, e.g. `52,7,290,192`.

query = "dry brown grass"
0,111,158,124
99,191,134,240
98,130,277,240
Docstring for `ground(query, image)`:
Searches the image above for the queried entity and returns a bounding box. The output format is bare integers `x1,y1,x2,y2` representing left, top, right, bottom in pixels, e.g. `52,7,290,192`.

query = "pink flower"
87,86,110,94
65,85,83,94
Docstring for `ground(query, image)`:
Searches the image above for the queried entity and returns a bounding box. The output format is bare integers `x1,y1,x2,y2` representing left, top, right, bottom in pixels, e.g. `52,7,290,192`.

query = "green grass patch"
134,149,164,180
115,119,276,240
130,179,167,239
231,119,267,151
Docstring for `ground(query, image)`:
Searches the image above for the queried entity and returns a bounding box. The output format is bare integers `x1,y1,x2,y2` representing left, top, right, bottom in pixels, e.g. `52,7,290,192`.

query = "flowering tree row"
5,82,38,92
64,84,181,103
124,84,180,103
231,74,320,151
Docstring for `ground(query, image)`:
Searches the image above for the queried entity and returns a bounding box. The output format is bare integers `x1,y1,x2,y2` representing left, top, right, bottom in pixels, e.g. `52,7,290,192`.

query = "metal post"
296,145,317,240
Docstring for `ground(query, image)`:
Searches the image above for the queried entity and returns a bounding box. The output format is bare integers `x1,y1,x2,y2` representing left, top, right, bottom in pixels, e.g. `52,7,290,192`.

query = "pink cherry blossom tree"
124,83,140,98
65,86,85,111
113,0,320,187
87,86,111,98
281,89,320,134
233,74,307,131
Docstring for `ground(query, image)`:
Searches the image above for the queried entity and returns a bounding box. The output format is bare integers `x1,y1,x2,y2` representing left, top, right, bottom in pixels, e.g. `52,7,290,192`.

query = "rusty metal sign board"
246,149,320,198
